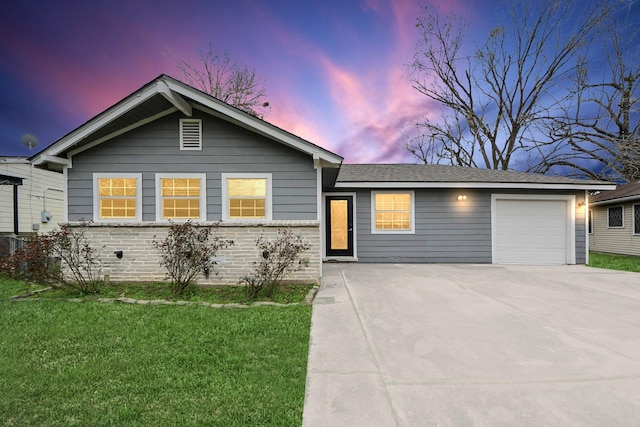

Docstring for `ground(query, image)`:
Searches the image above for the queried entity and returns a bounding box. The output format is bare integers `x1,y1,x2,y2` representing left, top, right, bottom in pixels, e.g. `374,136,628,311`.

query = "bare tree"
536,17,640,183
405,0,611,170
177,44,270,118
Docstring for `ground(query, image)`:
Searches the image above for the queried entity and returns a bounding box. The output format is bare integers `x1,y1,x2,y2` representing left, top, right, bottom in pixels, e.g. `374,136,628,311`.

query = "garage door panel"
494,198,569,265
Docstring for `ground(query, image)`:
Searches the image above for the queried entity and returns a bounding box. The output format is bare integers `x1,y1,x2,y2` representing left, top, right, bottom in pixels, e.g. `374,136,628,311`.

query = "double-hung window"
371,191,415,234
156,174,206,221
93,173,142,222
221,173,272,220
634,204,640,235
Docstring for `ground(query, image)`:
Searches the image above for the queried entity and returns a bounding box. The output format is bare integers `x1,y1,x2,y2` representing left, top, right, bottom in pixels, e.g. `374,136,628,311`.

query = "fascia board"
32,155,71,167
165,80,343,165
32,84,160,163
590,194,640,206
67,108,177,158
335,181,618,190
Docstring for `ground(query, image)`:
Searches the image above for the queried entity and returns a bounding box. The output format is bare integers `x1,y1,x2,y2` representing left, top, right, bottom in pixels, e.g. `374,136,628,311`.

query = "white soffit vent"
180,119,202,150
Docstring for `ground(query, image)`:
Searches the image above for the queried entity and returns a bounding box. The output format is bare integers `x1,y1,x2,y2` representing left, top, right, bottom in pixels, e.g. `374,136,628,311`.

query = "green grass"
15,281,313,305
588,251,640,273
0,278,312,426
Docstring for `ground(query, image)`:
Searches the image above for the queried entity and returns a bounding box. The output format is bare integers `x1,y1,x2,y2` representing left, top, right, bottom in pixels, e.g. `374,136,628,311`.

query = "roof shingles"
590,182,640,204
337,164,610,185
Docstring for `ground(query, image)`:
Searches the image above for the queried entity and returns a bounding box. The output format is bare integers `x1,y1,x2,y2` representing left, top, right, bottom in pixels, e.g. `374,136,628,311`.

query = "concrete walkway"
302,263,640,426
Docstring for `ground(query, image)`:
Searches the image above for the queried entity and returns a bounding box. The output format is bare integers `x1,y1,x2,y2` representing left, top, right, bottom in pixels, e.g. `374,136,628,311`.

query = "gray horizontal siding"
68,111,318,221
354,189,493,263
344,188,586,264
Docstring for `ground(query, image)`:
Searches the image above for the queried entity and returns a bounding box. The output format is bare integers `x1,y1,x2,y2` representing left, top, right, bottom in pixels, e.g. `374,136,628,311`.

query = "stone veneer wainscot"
66,221,321,285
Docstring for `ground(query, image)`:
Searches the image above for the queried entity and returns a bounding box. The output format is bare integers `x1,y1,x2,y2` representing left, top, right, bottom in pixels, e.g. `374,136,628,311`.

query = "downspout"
313,155,323,278
585,189,589,265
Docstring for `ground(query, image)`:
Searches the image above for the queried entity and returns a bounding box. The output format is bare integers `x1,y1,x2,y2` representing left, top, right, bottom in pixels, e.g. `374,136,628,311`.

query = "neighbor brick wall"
66,221,321,285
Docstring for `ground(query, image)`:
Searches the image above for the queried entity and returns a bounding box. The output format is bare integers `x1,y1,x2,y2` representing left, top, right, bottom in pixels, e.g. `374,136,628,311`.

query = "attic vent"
180,119,202,150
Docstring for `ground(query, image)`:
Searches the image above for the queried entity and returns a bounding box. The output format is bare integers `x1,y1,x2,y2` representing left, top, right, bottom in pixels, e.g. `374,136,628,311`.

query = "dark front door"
326,195,354,257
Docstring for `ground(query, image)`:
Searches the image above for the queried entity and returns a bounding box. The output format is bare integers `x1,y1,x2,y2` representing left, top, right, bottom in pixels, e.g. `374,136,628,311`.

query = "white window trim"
633,204,640,236
370,190,415,234
93,173,143,222
607,205,624,229
155,173,207,222
179,118,202,150
221,173,272,221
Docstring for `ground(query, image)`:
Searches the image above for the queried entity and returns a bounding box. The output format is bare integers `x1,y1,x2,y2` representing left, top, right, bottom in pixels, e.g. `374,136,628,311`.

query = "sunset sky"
0,0,636,164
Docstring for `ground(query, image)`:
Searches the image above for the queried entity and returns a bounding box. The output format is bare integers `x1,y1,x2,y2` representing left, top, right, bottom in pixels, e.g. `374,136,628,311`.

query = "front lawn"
588,251,640,273
0,278,312,426
24,281,313,305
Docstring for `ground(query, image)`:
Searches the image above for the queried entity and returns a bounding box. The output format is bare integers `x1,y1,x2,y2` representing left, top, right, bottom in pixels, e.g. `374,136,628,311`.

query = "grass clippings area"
0,278,312,426
588,251,640,273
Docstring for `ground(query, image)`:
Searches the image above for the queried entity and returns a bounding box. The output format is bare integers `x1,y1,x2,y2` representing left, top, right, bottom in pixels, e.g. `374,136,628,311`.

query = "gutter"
589,194,640,206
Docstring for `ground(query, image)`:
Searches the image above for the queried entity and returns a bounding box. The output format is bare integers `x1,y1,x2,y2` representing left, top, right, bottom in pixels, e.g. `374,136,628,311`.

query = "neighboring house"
588,182,640,257
31,75,614,284
0,157,64,235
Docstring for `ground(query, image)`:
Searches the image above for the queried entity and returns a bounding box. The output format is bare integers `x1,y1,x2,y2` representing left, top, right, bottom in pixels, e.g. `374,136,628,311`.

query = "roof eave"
164,78,343,165
335,181,617,190
31,82,160,165
590,194,640,206
32,75,343,167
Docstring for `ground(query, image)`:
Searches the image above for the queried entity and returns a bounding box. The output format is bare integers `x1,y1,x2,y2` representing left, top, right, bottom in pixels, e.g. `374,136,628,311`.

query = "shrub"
0,234,60,283
152,221,233,296
240,229,311,299
49,224,103,294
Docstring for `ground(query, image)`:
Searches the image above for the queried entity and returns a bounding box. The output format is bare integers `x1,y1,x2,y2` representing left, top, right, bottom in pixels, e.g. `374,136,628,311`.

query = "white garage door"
493,198,571,265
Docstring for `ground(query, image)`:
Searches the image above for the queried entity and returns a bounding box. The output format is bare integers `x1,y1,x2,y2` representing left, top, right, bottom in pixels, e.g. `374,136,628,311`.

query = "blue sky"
0,0,636,165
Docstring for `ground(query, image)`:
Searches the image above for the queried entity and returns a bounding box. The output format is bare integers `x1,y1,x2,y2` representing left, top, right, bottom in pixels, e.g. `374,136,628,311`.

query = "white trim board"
336,181,616,191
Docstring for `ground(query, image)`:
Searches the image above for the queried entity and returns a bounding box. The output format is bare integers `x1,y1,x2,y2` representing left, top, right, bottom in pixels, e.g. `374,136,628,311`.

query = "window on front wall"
608,206,624,228
588,209,593,234
371,191,415,234
634,204,640,235
155,174,206,221
94,174,142,221
221,174,272,220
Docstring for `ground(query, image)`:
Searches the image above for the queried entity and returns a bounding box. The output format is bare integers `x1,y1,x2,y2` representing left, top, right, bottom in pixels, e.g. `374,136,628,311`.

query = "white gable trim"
32,83,159,164
168,85,342,164
66,108,178,159
34,75,343,167
157,80,192,116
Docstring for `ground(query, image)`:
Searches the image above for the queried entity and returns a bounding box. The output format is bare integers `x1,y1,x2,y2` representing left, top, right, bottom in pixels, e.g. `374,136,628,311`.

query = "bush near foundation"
152,221,233,296
240,229,311,299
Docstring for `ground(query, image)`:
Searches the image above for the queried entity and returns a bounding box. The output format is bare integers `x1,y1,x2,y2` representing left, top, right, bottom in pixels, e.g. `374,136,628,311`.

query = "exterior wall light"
577,201,585,208
457,195,467,201
114,250,123,259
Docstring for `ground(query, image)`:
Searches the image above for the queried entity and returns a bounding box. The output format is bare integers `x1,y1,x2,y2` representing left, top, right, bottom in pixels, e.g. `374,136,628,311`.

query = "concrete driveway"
302,263,640,426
